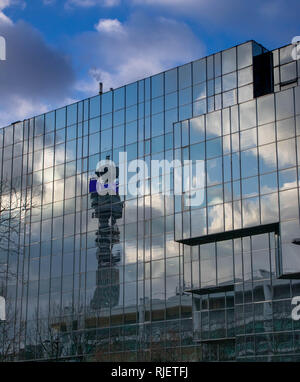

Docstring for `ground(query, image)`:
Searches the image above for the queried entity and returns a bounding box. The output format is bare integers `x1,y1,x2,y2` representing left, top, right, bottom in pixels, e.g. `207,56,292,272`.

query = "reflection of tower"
89,157,124,310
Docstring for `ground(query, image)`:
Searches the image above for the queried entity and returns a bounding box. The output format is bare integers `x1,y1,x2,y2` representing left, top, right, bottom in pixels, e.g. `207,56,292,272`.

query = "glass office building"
0,40,300,361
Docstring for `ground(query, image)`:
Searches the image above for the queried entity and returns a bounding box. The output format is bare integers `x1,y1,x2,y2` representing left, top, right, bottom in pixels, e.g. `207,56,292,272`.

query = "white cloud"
0,20,75,128
0,96,49,127
74,75,99,94
0,0,12,24
66,0,120,8
95,18,125,34
0,0,26,25
132,0,200,6
0,0,25,12
0,0,77,128
0,0,11,10
43,0,56,5
103,0,119,5
0,10,12,24
74,13,204,94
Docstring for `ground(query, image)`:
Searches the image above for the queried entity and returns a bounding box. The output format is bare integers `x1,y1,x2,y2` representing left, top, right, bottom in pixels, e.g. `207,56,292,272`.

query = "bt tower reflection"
89,157,124,310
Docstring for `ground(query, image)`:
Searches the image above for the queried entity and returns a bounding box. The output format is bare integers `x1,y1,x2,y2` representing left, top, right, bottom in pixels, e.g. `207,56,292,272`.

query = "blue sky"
0,0,299,128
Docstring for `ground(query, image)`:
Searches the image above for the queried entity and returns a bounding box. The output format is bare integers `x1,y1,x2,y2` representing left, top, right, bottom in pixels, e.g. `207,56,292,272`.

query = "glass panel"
237,42,252,69
126,121,138,145
280,189,299,220
206,110,221,139
191,208,207,236
165,92,177,110
240,128,257,150
257,94,275,126
217,240,233,285
193,100,207,117
207,185,223,206
165,68,177,94
45,111,55,133
240,100,256,130
190,142,205,161
260,193,279,224
242,177,259,198
276,118,295,140
214,53,221,77
222,89,237,108
233,200,242,229
35,115,44,136
259,143,277,174
126,105,137,122
223,155,231,183
258,123,275,145
260,172,278,194
102,91,113,114
207,157,222,186
241,148,258,177
206,138,222,159
222,72,237,91
242,197,259,227
232,152,240,180
56,107,66,130
152,113,164,137
193,82,206,101
238,84,253,103
179,63,192,89
278,168,297,190
151,73,164,98
295,86,300,116
200,243,216,287
215,77,222,94
165,109,178,132
208,204,224,233
152,96,164,114
190,116,205,144
126,82,138,107
89,96,100,119
179,87,192,106
280,62,297,83
101,129,112,152
114,87,125,111
277,139,296,169
101,113,112,130
179,104,192,121
113,125,124,148
222,47,236,74
280,45,294,65
193,58,206,84
276,88,294,120
114,109,124,126
207,79,214,96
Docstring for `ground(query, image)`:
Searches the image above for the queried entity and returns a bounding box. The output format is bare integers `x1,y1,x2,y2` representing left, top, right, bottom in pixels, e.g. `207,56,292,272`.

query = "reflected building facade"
0,40,300,361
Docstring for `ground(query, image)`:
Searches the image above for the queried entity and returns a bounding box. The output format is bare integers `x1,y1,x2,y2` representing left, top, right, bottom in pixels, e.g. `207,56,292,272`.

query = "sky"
0,0,299,128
